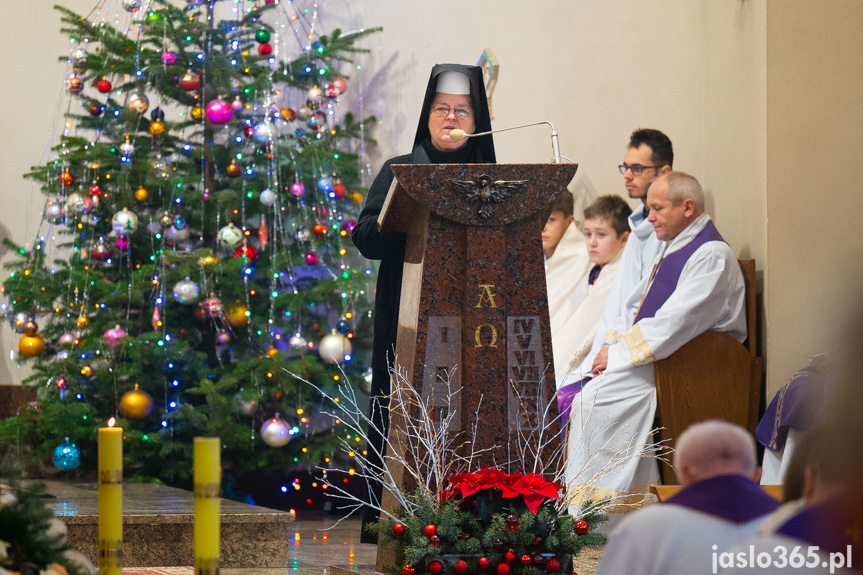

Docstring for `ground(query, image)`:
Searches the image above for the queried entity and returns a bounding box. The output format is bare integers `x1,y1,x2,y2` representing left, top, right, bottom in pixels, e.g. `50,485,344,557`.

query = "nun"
351,63,496,540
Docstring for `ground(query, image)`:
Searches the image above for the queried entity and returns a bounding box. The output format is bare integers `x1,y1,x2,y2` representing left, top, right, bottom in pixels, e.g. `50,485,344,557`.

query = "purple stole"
635,220,725,322
775,497,857,555
557,220,725,430
665,474,779,523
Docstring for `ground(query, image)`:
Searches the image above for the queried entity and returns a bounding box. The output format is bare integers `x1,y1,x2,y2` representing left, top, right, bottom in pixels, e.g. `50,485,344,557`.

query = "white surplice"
545,221,592,382
564,213,747,500
597,504,771,575
553,254,622,385
589,204,663,351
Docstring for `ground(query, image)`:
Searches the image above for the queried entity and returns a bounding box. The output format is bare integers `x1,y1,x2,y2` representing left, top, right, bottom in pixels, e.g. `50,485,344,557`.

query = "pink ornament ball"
304,252,318,266
103,325,128,348
206,99,233,125
289,182,305,197
332,77,348,95
115,235,130,251
161,51,178,66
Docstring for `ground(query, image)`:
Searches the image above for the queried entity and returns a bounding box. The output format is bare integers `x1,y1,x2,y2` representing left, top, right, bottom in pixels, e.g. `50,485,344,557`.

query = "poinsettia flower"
447,468,520,498
500,473,564,513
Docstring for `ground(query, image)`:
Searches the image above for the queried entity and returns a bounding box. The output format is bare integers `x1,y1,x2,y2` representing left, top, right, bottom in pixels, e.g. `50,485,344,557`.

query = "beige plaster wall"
765,0,863,393
0,2,770,390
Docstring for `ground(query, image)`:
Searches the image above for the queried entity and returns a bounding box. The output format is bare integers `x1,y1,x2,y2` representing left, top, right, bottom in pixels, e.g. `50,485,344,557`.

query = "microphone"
449,121,563,164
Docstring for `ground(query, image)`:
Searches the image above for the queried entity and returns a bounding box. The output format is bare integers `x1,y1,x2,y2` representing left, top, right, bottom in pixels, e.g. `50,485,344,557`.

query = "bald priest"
558,171,747,506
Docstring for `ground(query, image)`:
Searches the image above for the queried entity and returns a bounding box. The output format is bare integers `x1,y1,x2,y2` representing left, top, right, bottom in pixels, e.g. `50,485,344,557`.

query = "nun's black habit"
351,63,496,538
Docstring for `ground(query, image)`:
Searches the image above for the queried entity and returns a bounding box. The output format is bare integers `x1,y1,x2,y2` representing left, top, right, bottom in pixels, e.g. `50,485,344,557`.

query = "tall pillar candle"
98,424,123,575
194,437,221,575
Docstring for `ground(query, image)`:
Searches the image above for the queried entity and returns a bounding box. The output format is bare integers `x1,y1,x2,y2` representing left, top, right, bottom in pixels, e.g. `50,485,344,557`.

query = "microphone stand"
454,121,562,164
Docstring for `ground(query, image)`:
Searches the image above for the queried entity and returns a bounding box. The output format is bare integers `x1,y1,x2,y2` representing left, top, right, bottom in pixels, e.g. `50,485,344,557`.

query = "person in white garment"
554,195,631,378
561,171,747,506
543,190,592,382
596,420,780,575
720,426,856,574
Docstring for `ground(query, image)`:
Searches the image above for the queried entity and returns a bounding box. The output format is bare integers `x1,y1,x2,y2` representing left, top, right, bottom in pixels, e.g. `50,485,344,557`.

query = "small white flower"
0,493,17,508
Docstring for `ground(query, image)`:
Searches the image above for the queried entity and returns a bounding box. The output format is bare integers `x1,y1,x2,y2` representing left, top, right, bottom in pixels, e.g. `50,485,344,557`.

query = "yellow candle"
194,437,221,575
98,424,123,575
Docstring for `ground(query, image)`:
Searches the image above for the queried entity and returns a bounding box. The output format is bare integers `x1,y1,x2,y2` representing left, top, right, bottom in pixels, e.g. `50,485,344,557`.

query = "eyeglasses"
431,105,473,120
618,163,660,176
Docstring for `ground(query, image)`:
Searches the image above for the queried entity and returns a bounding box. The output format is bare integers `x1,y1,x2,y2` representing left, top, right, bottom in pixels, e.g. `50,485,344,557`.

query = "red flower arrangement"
374,467,604,575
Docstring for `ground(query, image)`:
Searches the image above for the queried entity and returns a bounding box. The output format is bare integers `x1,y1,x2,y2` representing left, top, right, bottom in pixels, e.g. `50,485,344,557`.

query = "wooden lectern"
374,163,577,567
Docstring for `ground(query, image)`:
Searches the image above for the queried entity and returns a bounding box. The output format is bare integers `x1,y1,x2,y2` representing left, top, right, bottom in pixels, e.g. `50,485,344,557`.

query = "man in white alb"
563,171,747,504
597,420,779,575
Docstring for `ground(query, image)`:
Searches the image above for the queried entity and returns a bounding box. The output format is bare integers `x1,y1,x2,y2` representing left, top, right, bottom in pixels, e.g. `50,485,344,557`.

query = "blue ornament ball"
53,438,81,470
336,320,352,335
316,176,333,193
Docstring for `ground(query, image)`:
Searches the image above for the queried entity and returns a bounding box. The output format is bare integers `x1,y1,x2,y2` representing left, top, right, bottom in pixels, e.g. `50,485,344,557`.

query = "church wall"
764,0,863,394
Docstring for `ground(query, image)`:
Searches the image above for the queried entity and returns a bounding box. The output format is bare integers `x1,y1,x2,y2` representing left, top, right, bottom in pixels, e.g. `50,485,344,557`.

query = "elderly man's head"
674,420,759,486
646,171,705,241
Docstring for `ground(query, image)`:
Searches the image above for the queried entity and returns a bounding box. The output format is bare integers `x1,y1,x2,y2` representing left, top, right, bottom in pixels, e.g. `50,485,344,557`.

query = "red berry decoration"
402,566,415,575
497,564,510,575
520,554,532,565
504,551,516,564
532,536,543,546
428,561,443,575
532,555,546,568
96,79,112,93
478,558,490,570
505,513,519,531
423,524,437,538
392,522,405,537
575,519,589,535
545,558,561,573
459,531,471,541
493,538,504,550
455,560,468,573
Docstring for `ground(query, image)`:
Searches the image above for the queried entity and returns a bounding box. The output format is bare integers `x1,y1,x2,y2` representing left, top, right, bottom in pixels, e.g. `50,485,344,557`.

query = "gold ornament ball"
134,186,149,201
18,334,45,358
23,320,39,335
225,304,249,327
80,365,94,378
266,346,279,357
225,160,242,178
77,314,90,328
197,254,220,266
128,93,150,114
190,106,204,120
351,191,364,205
119,384,153,419
149,119,166,135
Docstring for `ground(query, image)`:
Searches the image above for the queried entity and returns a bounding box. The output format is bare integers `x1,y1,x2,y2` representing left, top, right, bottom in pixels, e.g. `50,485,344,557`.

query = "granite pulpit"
377,163,578,484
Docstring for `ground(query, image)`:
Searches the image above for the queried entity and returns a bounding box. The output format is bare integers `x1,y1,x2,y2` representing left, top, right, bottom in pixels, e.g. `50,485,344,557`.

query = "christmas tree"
0,0,380,505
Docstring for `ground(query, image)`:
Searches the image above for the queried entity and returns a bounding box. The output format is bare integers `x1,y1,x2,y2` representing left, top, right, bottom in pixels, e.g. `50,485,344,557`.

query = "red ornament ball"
493,538,504,550
402,566,415,575
60,170,75,187
478,558,490,570
392,522,405,537
333,182,347,198
312,222,327,236
55,377,68,390
532,555,546,567
89,183,102,196
520,555,532,566
429,534,441,548
575,519,589,535
504,551,516,564
545,558,561,573
497,564,510,575
422,524,437,538
304,252,318,266
234,243,259,264
257,42,273,56
428,561,443,575
454,560,468,574
96,79,112,93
